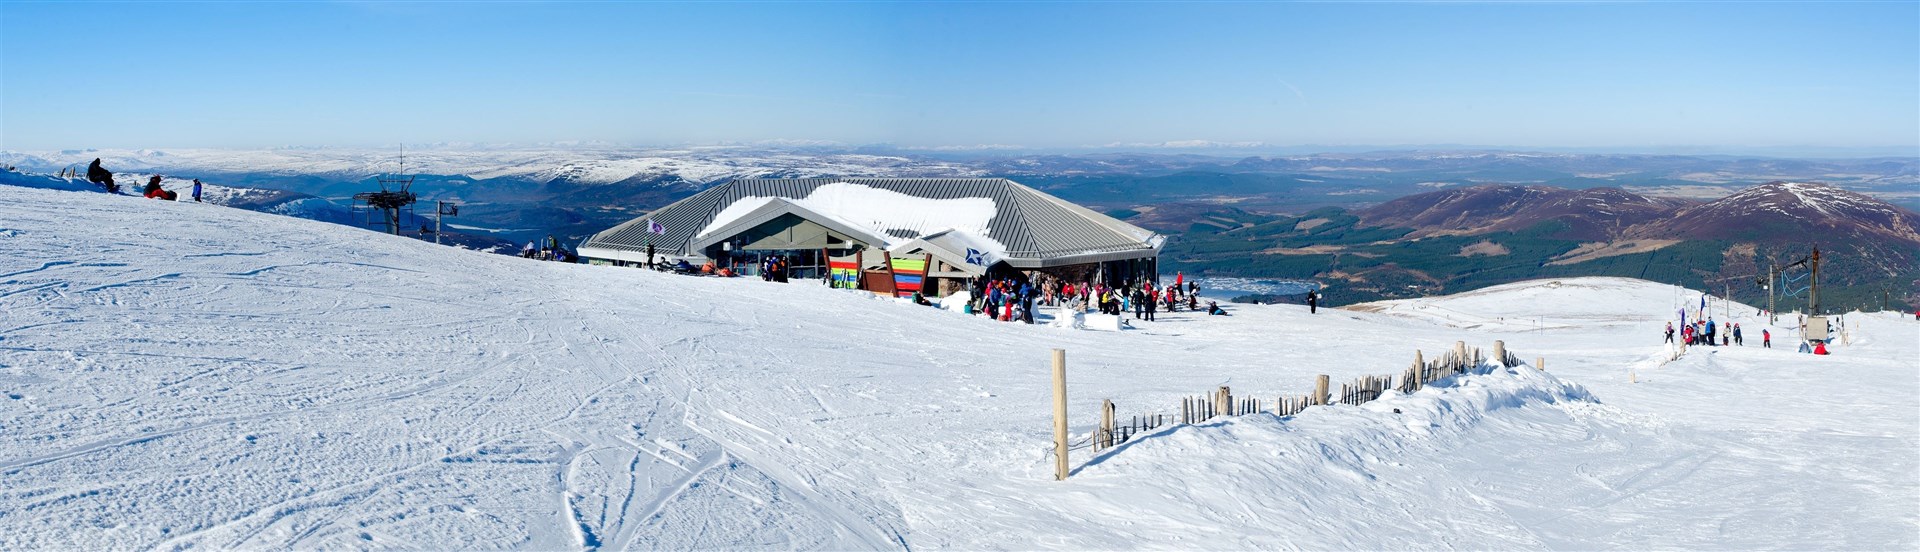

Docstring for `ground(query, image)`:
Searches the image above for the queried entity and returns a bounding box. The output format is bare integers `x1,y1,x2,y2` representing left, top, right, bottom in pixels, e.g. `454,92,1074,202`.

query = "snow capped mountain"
1357,185,1683,240
2,180,1915,549
1356,181,1920,248
1632,181,1920,245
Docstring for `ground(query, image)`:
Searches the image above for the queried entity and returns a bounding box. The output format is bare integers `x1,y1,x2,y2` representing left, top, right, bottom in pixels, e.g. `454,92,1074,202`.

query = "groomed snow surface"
2,183,1916,550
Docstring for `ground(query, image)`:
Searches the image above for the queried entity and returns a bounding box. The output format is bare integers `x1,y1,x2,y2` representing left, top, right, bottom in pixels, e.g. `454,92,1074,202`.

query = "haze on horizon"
2,2,1916,156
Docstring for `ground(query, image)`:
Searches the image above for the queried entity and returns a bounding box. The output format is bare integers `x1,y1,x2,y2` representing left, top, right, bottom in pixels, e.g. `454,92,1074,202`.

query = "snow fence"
1062,339,1563,472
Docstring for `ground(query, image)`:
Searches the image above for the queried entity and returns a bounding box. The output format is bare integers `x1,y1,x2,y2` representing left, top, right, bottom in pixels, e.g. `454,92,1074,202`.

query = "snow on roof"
697,182,1001,249
584,178,1161,265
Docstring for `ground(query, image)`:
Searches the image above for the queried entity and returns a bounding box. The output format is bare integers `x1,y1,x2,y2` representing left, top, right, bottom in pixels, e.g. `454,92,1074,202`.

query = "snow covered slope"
1,184,1914,549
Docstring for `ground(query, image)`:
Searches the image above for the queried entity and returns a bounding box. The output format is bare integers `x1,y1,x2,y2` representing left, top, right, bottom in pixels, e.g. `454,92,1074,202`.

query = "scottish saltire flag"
965,248,986,266
647,220,665,234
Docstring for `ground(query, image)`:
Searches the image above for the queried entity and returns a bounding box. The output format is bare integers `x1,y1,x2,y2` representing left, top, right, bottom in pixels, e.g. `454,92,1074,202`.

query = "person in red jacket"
143,176,178,200
1813,341,1830,355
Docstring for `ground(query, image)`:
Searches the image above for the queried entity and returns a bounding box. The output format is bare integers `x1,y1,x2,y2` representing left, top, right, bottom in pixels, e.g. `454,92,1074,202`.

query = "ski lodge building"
578,178,1165,297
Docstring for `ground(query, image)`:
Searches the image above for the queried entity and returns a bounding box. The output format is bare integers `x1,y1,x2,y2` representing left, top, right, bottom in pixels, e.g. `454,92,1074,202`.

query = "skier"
1144,288,1157,321
1762,329,1771,348
1813,341,1830,355
1664,321,1675,343
191,179,203,202
1733,323,1743,346
1307,290,1319,314
1207,301,1228,316
1704,318,1716,346
86,158,118,193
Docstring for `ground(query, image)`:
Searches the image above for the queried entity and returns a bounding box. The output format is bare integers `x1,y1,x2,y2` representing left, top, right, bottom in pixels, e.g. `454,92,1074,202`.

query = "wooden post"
1051,349,1068,481
1414,350,1425,387
1536,356,1546,372
1100,399,1114,450
1493,340,1506,367
1314,374,1330,406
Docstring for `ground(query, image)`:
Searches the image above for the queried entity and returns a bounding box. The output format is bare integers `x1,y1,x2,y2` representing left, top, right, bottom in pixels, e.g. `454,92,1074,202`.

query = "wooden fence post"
1536,356,1546,372
1314,375,1330,406
1413,350,1425,388
1100,399,1114,450
1051,349,1068,481
1493,340,1506,367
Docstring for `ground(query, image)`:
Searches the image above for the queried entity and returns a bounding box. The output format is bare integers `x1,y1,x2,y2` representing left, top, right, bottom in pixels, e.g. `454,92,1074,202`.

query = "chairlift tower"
352,147,420,236
432,201,459,245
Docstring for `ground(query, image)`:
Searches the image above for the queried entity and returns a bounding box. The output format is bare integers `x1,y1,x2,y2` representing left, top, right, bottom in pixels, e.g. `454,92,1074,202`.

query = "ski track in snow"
0,183,1915,549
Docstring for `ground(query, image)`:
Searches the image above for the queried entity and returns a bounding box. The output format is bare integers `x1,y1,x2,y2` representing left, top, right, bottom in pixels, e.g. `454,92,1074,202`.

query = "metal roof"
580,178,1162,266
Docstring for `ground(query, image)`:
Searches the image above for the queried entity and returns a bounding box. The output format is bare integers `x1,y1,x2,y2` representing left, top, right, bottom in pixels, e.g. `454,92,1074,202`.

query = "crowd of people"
759,256,792,283
519,235,577,262
964,270,1229,324
1666,318,1744,347
1663,314,1854,354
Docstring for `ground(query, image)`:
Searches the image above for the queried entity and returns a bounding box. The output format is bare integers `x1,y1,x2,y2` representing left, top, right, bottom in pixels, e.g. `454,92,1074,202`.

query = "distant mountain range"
1356,186,1687,241
1144,181,1919,311
3,147,1914,308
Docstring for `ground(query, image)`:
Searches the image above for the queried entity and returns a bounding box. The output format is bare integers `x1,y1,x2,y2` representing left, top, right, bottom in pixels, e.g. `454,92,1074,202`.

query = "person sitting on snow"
1813,341,1830,355
86,158,118,193
143,176,178,200
1207,301,1228,316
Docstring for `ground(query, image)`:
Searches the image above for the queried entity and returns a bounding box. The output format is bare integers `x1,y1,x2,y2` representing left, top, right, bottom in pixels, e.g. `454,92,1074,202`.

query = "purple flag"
647,220,665,234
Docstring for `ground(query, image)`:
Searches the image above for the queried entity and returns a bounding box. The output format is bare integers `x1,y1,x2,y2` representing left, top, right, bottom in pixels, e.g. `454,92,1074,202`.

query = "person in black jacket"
1307,290,1319,314
86,158,117,193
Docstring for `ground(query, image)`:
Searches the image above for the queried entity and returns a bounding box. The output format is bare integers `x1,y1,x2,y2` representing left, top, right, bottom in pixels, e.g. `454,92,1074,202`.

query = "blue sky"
2,1,1915,154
